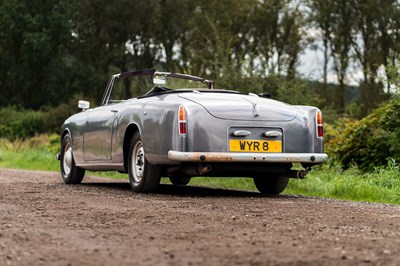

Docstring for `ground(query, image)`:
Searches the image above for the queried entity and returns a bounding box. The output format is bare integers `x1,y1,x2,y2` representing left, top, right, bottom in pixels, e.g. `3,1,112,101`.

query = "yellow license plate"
229,140,282,153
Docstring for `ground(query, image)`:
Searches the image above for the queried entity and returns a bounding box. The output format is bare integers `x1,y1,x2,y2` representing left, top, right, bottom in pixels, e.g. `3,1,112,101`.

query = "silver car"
58,69,327,194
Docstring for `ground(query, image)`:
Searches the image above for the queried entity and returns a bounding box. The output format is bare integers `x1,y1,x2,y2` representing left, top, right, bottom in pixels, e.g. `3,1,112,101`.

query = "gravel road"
0,168,399,266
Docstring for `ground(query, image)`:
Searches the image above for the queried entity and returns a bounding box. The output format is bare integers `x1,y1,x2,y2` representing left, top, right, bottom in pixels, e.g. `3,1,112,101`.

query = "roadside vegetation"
1,129,399,205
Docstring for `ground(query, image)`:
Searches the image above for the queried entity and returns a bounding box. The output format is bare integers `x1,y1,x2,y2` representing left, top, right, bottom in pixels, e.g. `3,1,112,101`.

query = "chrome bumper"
168,151,328,163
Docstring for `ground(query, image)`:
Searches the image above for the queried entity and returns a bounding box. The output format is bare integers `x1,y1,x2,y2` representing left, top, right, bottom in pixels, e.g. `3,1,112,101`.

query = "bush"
0,96,86,140
337,99,400,170
41,99,83,134
0,107,44,139
324,118,360,158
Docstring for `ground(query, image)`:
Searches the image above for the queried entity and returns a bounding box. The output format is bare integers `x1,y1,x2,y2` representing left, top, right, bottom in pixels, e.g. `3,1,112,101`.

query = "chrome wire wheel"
63,146,73,176
131,140,145,183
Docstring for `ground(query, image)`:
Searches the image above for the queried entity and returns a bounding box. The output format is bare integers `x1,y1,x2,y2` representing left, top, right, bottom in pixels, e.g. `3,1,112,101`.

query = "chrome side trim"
75,162,125,172
168,151,328,163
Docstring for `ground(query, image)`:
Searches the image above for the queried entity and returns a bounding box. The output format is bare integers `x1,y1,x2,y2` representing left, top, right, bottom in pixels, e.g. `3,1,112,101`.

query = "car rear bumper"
168,151,328,163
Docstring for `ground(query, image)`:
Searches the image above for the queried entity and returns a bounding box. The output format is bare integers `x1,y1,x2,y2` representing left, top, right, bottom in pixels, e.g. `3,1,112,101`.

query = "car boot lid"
179,92,298,121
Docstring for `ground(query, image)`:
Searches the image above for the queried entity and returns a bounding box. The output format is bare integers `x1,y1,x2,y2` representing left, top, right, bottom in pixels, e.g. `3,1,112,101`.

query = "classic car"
58,69,328,194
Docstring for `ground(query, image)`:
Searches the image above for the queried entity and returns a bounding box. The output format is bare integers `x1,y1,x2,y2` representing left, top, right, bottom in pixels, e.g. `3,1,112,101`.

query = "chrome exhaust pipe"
297,167,311,179
198,164,212,175
182,164,213,176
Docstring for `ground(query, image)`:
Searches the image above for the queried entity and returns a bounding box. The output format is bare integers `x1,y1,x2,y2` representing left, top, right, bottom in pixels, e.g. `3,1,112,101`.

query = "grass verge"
286,161,400,204
1,135,399,205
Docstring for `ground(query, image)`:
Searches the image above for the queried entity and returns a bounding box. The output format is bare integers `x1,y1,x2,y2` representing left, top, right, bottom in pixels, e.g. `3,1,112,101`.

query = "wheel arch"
61,128,71,144
123,123,140,171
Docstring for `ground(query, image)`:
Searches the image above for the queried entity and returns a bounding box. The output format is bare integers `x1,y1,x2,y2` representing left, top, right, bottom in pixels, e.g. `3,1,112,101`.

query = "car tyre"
169,175,191,186
128,132,161,193
60,134,85,184
253,176,289,195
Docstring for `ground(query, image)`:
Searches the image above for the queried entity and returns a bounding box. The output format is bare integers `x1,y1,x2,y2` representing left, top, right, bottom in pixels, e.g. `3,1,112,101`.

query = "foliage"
4,0,399,114
41,95,93,133
0,96,86,139
381,54,400,95
0,0,76,109
0,107,45,139
323,118,360,158
336,99,400,170
275,76,320,106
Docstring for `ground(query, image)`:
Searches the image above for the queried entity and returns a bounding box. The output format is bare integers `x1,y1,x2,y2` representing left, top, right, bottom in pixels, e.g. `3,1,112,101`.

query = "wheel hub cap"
63,147,73,175
132,142,145,182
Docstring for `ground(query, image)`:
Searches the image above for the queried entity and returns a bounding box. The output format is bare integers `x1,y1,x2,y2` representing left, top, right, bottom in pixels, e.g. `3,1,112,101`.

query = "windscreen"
105,70,212,104
109,75,154,102
153,74,210,90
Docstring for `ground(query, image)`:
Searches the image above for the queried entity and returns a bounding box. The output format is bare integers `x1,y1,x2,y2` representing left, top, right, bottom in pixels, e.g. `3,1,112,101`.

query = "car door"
82,104,118,161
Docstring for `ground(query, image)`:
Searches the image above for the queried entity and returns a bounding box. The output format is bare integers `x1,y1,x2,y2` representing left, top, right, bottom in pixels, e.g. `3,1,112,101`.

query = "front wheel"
60,134,85,184
253,176,289,195
128,133,161,193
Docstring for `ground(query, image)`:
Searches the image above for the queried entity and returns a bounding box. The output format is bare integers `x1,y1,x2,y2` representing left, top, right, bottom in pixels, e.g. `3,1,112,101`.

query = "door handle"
111,109,118,113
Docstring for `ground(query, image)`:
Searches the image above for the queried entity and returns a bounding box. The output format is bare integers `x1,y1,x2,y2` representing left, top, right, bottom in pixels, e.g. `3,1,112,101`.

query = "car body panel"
179,93,297,121
82,105,117,161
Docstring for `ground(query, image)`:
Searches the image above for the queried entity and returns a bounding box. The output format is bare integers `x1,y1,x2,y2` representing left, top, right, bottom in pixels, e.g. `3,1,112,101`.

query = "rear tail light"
316,110,323,138
178,105,187,135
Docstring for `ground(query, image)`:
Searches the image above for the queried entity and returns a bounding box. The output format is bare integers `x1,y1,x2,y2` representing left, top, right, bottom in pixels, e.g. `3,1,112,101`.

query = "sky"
297,42,363,86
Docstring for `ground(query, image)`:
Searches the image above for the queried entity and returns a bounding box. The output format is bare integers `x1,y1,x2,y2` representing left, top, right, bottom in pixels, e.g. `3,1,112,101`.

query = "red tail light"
316,110,323,138
178,105,187,135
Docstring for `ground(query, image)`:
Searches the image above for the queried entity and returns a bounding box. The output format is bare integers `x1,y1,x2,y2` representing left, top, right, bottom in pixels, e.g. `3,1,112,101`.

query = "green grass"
0,149,59,171
286,161,400,204
0,135,60,171
1,135,399,205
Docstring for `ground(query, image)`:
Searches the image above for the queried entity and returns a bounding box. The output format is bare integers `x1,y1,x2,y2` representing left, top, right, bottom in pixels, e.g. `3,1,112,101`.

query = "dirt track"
0,168,399,266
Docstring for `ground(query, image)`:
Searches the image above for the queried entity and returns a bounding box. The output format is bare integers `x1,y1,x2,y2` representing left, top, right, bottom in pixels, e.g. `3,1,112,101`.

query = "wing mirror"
78,100,90,111
153,76,167,85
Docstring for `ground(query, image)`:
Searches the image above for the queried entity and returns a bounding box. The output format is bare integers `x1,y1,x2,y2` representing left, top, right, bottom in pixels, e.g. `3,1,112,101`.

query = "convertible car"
58,69,327,194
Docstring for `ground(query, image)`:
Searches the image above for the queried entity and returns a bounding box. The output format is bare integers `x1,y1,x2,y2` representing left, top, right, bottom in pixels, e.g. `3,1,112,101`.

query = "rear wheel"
253,176,289,195
128,132,161,193
169,175,191,186
60,134,85,184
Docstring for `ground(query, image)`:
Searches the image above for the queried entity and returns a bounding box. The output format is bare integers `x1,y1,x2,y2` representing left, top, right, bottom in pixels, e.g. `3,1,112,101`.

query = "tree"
70,0,159,101
352,0,399,115
306,0,334,89
251,0,305,78
329,0,356,114
181,0,255,78
0,0,73,109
